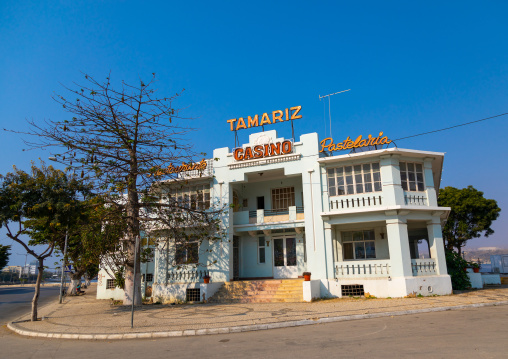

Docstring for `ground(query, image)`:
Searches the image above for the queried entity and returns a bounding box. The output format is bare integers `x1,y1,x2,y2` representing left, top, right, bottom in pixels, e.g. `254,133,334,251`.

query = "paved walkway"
8,284,508,340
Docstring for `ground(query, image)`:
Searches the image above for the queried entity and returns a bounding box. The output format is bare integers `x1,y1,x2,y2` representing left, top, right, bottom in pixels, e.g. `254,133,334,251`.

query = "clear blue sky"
1,1,507,266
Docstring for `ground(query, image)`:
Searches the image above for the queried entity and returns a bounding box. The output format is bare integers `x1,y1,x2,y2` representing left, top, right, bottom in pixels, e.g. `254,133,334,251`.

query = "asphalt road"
1,304,507,358
0,285,60,325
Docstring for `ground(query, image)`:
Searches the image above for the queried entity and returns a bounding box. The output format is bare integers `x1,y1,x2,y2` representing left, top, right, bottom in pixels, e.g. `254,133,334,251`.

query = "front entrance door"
273,237,298,278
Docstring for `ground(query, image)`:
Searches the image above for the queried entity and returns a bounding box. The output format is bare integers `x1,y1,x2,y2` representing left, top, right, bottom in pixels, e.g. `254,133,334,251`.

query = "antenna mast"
319,89,350,138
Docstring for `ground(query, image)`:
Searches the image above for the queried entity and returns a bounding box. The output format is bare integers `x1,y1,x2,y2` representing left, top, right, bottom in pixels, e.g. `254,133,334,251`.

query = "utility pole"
319,89,351,138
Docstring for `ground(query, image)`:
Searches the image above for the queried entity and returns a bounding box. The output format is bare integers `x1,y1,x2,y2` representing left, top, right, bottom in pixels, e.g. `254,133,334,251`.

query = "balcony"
335,260,391,278
233,206,304,225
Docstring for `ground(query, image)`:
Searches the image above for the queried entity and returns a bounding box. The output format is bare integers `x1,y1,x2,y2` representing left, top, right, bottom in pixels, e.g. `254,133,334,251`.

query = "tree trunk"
31,258,44,321
67,270,85,295
67,279,79,296
457,245,462,257
123,170,141,306
84,275,91,287
123,263,142,305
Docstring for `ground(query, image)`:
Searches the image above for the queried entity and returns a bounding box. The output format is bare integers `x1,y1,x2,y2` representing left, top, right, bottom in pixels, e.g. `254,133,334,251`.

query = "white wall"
96,268,124,301
321,275,452,299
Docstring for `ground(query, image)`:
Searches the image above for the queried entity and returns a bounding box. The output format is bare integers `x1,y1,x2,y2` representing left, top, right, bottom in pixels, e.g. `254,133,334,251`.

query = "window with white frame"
399,162,425,192
342,230,376,260
175,237,199,265
169,184,211,210
258,236,266,264
271,187,295,210
327,163,381,196
106,279,115,289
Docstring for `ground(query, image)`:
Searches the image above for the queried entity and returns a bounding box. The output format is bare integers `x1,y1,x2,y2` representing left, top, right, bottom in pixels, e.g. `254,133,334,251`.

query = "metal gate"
233,235,239,280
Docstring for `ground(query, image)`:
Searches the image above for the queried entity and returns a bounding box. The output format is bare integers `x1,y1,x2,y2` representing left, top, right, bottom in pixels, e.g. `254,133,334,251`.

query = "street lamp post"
49,156,71,304
58,230,68,304
131,235,139,328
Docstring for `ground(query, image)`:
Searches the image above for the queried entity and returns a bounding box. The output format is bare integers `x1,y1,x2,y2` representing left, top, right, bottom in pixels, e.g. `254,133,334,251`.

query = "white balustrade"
335,260,391,278
329,194,383,211
166,270,210,283
411,259,437,276
404,192,427,206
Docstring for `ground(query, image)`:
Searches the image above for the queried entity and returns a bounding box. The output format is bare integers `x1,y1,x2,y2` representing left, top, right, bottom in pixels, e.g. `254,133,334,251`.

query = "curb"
8,300,508,340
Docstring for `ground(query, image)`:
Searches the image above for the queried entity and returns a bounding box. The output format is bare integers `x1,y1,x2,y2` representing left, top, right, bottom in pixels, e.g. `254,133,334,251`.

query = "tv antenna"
319,89,350,138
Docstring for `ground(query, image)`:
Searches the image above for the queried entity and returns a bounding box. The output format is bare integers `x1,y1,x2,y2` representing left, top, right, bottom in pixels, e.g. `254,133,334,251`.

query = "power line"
393,112,508,141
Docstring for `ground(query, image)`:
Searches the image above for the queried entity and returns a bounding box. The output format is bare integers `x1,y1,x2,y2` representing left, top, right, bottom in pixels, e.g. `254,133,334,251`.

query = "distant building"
2,265,23,274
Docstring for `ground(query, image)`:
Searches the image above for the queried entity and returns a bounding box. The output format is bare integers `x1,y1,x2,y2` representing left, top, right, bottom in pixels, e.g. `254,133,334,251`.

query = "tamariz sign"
233,140,293,161
227,106,302,131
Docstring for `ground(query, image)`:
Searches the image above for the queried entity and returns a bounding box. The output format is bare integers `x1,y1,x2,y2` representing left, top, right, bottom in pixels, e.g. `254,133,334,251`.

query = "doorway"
273,237,298,278
257,196,265,210
233,235,239,280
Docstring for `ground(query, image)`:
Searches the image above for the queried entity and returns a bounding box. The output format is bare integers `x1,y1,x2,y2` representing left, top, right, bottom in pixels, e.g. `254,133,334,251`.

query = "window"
271,187,295,210
175,237,199,265
186,288,200,302
106,279,115,289
170,184,211,210
258,237,266,264
342,284,365,297
327,163,381,196
399,162,425,192
145,273,153,282
342,230,376,260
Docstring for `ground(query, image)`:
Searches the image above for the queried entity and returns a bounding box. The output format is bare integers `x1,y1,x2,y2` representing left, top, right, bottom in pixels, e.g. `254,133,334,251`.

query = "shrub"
445,251,471,290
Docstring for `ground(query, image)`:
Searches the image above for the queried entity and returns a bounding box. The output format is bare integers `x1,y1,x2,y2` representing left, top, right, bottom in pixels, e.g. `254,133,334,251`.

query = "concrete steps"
207,279,304,303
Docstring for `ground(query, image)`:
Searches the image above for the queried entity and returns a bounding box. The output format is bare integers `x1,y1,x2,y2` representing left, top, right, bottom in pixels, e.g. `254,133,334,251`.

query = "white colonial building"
97,128,452,302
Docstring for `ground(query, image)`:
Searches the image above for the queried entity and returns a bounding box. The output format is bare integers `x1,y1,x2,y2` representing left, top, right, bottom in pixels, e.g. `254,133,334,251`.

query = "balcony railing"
405,193,427,206
330,194,383,211
411,259,437,276
166,269,210,283
335,260,391,278
234,206,304,225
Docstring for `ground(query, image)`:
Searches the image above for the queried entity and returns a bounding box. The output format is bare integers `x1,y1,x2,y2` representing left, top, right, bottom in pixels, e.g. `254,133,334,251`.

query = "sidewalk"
8,284,508,340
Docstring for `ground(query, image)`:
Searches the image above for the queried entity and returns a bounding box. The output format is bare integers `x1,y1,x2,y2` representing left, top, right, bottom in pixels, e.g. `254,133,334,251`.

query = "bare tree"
22,73,223,305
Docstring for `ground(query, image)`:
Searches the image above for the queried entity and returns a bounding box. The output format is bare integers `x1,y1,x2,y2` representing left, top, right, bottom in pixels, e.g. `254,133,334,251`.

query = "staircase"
207,279,304,303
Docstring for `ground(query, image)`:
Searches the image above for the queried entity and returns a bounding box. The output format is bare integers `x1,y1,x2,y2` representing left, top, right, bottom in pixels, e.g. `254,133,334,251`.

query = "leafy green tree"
0,244,11,271
0,162,90,320
23,74,226,305
59,196,125,294
438,186,501,255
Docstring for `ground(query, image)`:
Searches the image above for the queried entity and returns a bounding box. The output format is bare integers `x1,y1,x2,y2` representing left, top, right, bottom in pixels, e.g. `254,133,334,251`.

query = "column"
380,155,404,206
385,214,413,277
423,158,437,206
427,219,448,275
323,221,335,279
